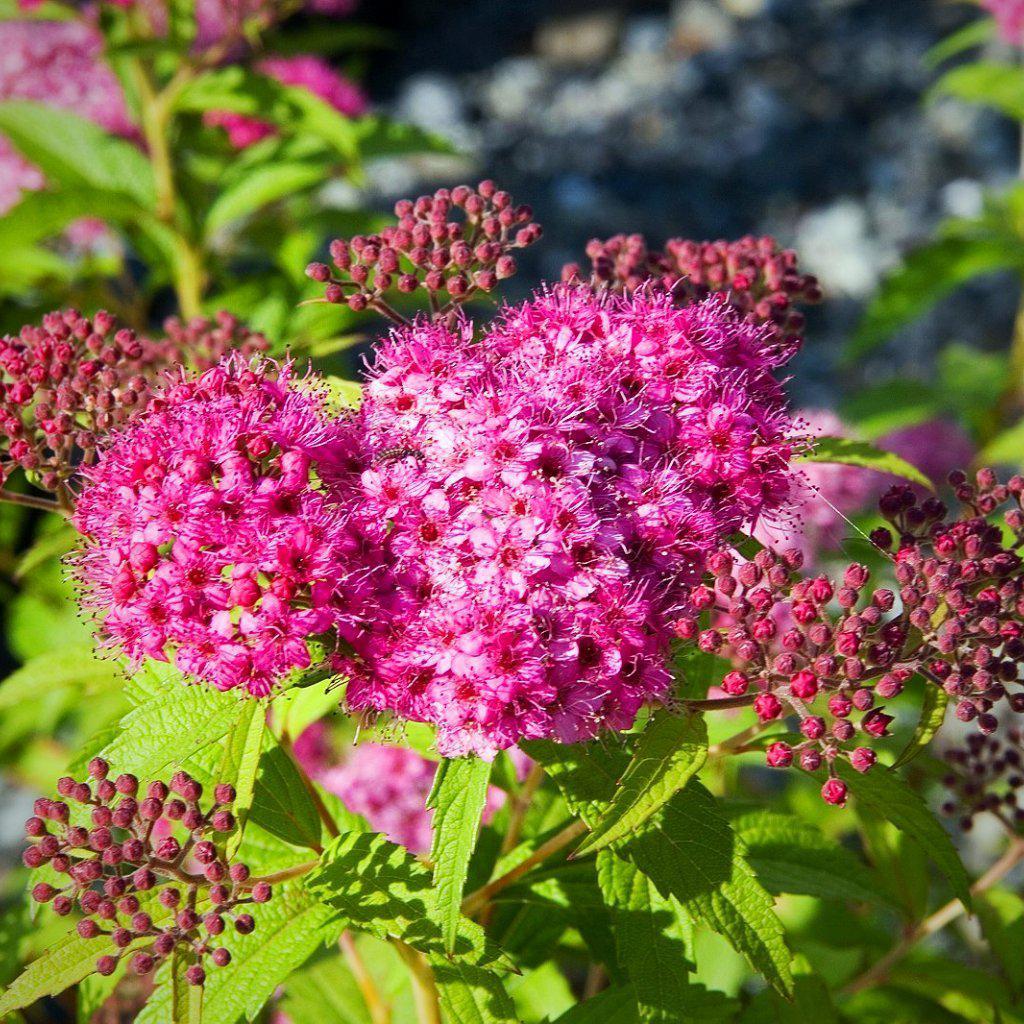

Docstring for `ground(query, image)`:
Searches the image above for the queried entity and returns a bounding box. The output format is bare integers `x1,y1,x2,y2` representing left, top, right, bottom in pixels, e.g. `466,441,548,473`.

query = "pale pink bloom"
982,0,1024,44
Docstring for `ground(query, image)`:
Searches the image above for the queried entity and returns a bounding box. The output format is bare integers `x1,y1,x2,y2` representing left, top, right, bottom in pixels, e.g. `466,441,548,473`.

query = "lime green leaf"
508,963,575,1021
835,762,971,908
308,831,515,971
924,18,995,68
847,236,1023,362
891,685,948,770
0,644,121,713
576,709,708,856
278,951,371,1024
13,522,75,581
799,436,933,489
249,736,324,851
218,701,265,856
728,808,895,907
0,101,155,206
981,418,1024,468
205,162,327,236
351,116,457,159
431,957,519,1024
428,757,493,953
322,375,363,410
930,61,1024,121
976,889,1024,998
171,951,204,1023
0,189,134,252
136,879,343,1024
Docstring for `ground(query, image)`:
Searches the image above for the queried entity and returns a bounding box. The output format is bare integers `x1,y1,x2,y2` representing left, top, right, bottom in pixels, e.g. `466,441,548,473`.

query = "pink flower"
205,54,367,149
341,287,798,757
983,0,1024,45
0,21,134,214
72,357,368,696
879,418,974,490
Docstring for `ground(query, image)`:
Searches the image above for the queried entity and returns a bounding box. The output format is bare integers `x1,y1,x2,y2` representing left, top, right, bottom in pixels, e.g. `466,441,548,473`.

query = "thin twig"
842,837,1024,996
0,488,65,514
461,819,588,917
341,931,391,1024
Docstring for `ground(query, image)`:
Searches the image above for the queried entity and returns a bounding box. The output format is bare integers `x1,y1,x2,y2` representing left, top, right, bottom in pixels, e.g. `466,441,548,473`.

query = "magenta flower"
982,0,1024,45
339,287,798,757
72,357,366,696
879,418,975,489
205,54,367,149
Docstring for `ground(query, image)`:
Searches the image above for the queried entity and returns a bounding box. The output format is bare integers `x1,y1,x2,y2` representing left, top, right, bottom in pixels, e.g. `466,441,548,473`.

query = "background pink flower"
982,0,1024,45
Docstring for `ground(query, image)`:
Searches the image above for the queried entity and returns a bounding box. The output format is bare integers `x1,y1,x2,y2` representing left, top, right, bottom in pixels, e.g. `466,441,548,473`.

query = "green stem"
392,940,441,1024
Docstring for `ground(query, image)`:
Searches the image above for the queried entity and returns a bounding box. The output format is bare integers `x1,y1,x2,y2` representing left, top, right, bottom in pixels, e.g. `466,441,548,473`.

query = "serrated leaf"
428,757,493,953
205,162,327,236
847,236,1023,362
0,101,155,206
525,742,793,996
835,762,971,908
218,701,265,856
930,61,1024,121
739,954,838,1024
548,986,640,1023
728,808,895,907
0,644,121,712
171,951,204,1023
85,662,249,779
249,736,324,851
431,957,519,1024
798,436,933,489
308,831,515,972
891,684,948,770
0,926,124,1015
136,879,343,1024
576,709,707,856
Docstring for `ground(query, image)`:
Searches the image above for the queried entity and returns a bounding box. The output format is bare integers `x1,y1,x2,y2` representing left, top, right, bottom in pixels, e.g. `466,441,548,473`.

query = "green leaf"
841,381,942,439
728,808,895,906
576,709,708,856
278,950,372,1024
249,736,324,851
428,757,493,953
323,375,364,410
351,116,457,159
0,925,123,1015
976,889,1024,998
835,762,971,908
431,957,519,1024
218,701,265,856
85,662,250,779
0,188,133,252
137,879,343,1024
548,986,640,1024
205,162,328,236
308,831,515,972
924,18,995,68
0,644,121,713
891,685,948,770
0,101,155,206
13,522,75,581
981,418,1024,468
596,853,738,1023
930,61,1024,121
798,436,933,489
847,236,1023,362
739,954,838,1024
171,951,204,1023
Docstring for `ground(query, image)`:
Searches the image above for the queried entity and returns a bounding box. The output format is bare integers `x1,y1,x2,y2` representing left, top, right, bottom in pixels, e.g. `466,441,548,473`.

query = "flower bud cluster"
306,181,542,320
676,470,1024,806
24,760,270,985
142,311,269,373
941,728,1024,832
562,233,821,354
0,310,150,490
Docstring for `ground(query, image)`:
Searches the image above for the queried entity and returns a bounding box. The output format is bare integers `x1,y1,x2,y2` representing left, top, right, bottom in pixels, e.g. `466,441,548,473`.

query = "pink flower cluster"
0,21,134,215
983,0,1024,45
72,357,365,696
205,54,367,149
336,287,798,756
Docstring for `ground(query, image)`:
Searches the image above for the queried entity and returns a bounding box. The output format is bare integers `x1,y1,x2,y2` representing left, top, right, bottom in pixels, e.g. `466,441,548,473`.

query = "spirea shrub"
5,171,1024,1024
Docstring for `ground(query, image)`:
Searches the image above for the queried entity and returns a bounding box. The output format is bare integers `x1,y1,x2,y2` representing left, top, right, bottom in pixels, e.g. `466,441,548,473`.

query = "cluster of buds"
24,759,270,986
941,728,1024,832
562,233,821,354
307,181,542,323
142,311,269,374
0,310,150,490
676,472,1024,807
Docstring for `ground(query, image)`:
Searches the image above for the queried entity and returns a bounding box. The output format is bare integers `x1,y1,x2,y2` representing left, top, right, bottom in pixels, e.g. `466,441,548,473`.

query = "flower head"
341,286,798,756
983,0,1024,45
72,356,365,696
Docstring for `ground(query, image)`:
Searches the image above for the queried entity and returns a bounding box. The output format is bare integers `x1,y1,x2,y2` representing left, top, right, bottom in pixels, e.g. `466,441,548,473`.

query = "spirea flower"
339,287,798,757
562,233,821,355
142,310,270,372
72,356,364,696
0,309,151,489
25,761,269,984
205,54,367,149
879,418,975,490
982,0,1024,45
0,21,134,214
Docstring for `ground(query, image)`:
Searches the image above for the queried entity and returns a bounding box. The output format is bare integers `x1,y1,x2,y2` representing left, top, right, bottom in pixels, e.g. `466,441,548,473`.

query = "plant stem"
392,940,441,1024
244,859,320,887
341,931,391,1024
500,763,545,856
842,836,1024,996
681,693,757,712
461,819,588,917
0,488,65,515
